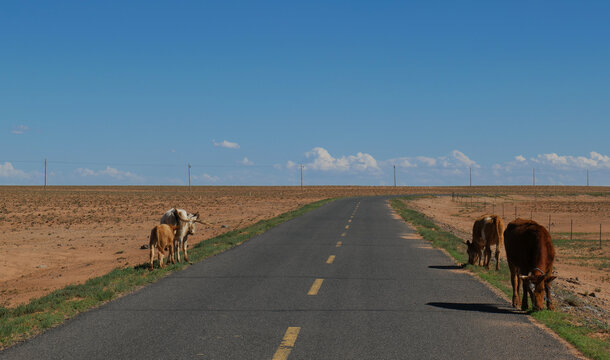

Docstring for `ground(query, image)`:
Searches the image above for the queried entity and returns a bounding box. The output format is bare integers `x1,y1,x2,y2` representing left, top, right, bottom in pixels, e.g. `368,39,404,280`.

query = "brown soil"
406,193,610,322
1,185,609,311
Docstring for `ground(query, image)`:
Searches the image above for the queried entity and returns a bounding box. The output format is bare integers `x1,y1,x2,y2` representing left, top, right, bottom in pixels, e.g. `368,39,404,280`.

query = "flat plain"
1,185,608,324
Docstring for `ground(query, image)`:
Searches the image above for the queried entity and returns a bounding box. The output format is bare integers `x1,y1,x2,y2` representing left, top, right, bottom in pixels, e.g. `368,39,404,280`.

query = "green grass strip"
390,197,609,360
0,198,335,350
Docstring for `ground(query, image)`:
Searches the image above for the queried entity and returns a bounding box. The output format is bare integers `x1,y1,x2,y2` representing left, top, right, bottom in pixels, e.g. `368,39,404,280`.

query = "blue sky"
2,1,610,186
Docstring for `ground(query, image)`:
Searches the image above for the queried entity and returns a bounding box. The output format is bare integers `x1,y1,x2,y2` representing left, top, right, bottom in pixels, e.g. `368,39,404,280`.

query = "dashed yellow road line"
341,232,346,237
336,241,342,247
326,255,335,264
348,219,352,223
272,327,301,360
345,225,349,229
307,279,324,295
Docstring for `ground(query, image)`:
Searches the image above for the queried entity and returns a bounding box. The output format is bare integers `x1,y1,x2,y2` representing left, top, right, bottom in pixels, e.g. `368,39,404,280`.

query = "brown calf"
466,214,504,270
504,219,556,311
149,224,179,270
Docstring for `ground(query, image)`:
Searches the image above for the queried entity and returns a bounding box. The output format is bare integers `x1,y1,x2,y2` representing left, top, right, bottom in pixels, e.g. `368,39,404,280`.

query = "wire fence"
1,158,610,187
452,194,609,250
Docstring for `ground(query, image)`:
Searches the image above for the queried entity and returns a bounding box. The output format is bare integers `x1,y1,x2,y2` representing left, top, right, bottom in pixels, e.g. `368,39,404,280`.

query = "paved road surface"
1,197,579,359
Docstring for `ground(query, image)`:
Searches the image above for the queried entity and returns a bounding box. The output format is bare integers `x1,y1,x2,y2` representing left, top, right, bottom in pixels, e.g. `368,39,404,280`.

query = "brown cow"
465,215,504,270
149,224,179,270
504,219,556,311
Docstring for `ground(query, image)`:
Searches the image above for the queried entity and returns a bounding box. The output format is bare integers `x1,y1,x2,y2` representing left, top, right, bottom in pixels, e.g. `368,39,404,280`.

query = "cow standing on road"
466,214,504,270
504,219,556,311
161,208,202,264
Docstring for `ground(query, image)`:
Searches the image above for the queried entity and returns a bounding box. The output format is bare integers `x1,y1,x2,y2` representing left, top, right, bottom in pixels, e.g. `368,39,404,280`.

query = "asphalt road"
1,197,579,359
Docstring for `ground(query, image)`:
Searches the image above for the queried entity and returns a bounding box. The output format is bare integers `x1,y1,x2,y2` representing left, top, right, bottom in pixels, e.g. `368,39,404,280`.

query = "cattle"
465,214,504,270
504,218,556,311
149,223,178,270
160,208,203,264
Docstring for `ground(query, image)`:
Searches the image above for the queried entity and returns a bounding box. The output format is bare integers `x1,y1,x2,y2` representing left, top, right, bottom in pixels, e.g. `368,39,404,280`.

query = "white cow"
160,208,202,264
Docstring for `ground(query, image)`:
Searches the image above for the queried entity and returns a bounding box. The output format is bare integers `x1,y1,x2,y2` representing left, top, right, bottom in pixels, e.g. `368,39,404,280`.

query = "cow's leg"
545,281,555,310
149,246,154,270
494,244,501,271
159,251,165,269
484,246,492,269
521,279,531,311
183,238,190,264
510,268,521,308
175,236,182,263
169,243,175,265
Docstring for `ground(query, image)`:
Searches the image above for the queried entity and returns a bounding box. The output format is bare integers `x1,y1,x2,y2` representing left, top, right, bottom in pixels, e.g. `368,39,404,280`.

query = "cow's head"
186,212,200,235
520,272,556,310
465,240,480,265
175,210,200,236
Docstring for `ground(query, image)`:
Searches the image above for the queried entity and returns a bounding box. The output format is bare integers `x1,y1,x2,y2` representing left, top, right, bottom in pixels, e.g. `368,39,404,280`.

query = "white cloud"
213,140,240,149
530,151,610,169
195,173,220,183
389,158,417,168
385,150,478,170
241,157,254,166
286,161,297,169
11,125,29,135
76,166,144,182
450,150,479,168
0,162,30,178
304,147,380,173
515,155,526,162
75,168,95,176
416,156,437,167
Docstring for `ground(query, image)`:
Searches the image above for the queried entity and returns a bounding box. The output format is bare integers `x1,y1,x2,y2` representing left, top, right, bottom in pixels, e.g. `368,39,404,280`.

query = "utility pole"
188,163,191,191
44,158,47,190
533,168,536,186
469,167,472,187
393,165,396,187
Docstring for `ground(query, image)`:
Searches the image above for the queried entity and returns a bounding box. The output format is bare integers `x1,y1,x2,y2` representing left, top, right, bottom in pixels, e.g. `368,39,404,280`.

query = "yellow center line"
345,225,349,229
336,241,342,247
348,219,352,223
272,327,301,360
341,232,346,237
326,255,336,264
307,278,324,295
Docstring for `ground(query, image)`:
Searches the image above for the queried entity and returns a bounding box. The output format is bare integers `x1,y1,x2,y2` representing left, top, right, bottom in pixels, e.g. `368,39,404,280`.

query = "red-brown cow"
504,219,556,311
465,214,504,270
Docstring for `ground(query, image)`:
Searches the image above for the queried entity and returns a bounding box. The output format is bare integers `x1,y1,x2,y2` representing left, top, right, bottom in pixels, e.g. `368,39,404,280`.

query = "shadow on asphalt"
428,265,466,270
426,302,519,314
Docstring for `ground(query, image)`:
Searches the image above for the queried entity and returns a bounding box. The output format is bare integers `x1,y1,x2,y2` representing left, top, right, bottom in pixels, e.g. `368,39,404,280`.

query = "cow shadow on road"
427,302,519,315
428,265,466,270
